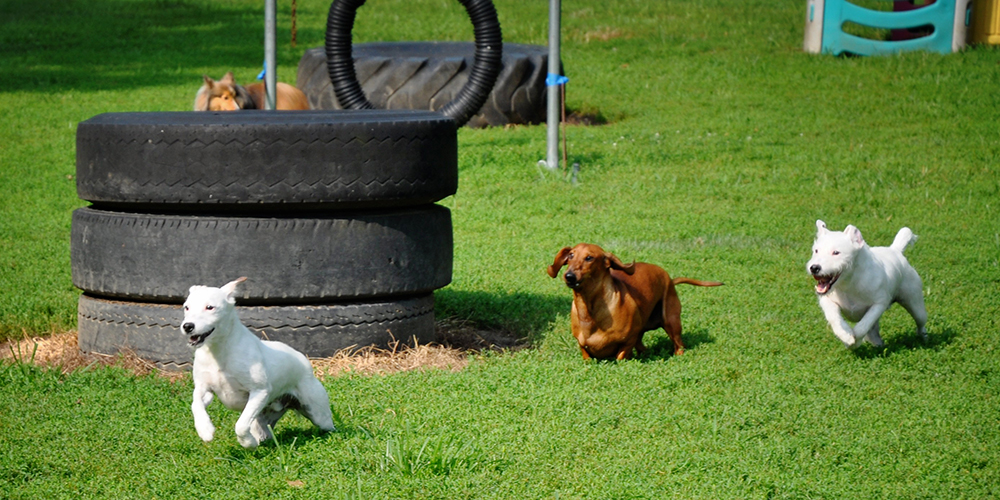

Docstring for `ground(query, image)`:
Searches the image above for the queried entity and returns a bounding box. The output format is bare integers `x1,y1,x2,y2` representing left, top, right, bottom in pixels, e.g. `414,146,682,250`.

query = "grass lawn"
2,0,999,498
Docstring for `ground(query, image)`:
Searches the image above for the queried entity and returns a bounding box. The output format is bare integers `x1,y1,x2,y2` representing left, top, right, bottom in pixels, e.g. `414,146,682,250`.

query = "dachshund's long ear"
547,247,572,278
606,253,636,275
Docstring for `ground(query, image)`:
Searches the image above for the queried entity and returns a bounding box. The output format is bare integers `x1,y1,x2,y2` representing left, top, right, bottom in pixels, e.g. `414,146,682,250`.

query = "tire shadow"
434,289,567,348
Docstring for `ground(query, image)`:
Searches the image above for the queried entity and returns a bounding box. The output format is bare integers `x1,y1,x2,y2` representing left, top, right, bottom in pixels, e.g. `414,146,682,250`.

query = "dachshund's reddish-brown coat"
548,243,722,360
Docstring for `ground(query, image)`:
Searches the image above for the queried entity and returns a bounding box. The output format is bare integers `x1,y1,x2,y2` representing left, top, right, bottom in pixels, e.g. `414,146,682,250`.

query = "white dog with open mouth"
807,220,928,348
182,277,335,448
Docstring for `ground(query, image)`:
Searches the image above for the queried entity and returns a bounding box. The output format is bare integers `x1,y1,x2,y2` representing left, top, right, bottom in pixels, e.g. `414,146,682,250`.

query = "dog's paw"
840,336,859,349
237,433,260,449
866,336,885,348
831,326,856,348
197,425,215,443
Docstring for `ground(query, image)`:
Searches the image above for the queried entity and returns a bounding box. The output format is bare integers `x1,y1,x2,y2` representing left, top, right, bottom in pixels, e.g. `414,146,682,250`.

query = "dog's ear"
547,247,572,278
232,84,253,110
606,253,636,275
220,71,236,85
844,225,865,248
194,76,214,111
221,277,247,302
816,220,828,235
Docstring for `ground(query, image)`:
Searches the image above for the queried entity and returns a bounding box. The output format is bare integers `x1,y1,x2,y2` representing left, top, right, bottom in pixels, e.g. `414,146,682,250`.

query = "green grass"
2,0,1000,497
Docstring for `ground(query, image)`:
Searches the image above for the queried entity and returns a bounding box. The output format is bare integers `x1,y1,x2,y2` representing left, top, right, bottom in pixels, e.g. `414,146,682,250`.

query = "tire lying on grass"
75,110,457,213
77,294,436,369
70,205,453,303
324,0,503,127
297,42,552,128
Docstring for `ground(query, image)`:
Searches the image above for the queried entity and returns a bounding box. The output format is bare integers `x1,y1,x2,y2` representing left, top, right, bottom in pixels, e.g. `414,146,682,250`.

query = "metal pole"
545,0,561,170
264,0,277,110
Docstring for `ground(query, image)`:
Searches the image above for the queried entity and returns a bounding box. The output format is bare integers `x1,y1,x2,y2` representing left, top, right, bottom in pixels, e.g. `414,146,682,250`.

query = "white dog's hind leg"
896,272,928,342
249,417,276,445
192,385,216,443
913,308,928,341
251,399,291,444
819,297,857,347
898,293,929,341
297,377,336,432
235,390,271,449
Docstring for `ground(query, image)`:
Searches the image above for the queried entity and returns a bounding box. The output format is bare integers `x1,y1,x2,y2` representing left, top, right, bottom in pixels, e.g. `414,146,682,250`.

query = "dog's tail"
672,277,724,287
890,227,917,253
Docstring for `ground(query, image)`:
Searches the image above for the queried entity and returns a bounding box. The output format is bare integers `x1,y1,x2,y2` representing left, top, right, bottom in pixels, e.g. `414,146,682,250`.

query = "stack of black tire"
72,110,457,369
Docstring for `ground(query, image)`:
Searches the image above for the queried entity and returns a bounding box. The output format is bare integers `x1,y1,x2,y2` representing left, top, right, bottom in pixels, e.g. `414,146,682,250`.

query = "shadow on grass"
215,424,336,460
641,328,715,362
0,0,314,93
434,289,720,361
851,327,957,359
551,328,716,364
265,425,331,448
434,289,567,345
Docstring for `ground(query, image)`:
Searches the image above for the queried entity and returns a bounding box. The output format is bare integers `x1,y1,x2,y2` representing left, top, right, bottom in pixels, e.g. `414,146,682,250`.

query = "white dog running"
807,220,928,348
182,277,335,448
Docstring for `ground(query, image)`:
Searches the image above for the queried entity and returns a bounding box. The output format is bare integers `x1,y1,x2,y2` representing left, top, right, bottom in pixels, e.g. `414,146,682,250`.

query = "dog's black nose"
809,264,821,275
182,322,195,334
564,272,577,285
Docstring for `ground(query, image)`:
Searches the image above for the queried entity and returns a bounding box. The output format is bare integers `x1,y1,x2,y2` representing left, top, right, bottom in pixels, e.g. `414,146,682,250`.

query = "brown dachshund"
547,243,722,360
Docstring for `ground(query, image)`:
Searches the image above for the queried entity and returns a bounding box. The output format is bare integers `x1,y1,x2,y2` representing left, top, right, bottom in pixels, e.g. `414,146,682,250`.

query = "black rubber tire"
71,206,452,303
75,110,457,213
77,293,436,369
325,0,502,127
298,42,551,128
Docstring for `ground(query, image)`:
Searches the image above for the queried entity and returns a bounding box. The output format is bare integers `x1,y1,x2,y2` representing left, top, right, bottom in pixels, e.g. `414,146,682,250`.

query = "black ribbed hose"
324,0,502,127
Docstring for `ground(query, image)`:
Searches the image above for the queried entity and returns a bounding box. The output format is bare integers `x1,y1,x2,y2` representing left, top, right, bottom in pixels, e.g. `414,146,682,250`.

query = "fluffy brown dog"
194,72,310,111
547,243,723,360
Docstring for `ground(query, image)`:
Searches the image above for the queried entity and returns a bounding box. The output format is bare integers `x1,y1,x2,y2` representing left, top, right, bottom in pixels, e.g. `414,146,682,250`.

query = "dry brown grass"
0,331,187,381
0,319,525,381
578,27,630,43
314,318,525,378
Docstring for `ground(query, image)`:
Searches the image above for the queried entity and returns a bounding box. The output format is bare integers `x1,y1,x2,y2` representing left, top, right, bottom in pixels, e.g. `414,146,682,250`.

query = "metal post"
545,0,561,170
264,0,277,110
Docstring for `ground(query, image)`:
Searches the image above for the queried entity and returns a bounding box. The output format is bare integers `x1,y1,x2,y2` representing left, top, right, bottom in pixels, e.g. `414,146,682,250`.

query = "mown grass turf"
1,0,999,498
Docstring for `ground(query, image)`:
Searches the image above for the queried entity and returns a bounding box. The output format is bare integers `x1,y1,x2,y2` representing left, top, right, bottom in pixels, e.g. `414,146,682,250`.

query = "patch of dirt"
565,109,607,126
581,27,630,43
313,319,525,378
0,320,526,381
